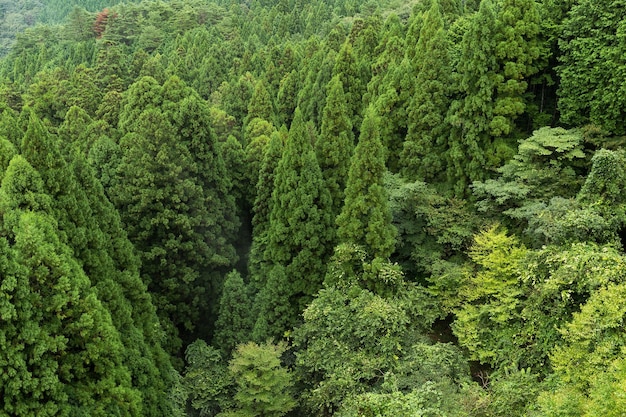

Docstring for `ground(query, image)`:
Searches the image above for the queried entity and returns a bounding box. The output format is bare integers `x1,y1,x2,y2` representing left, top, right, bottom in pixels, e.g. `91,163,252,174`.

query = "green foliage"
538,281,626,416
0,137,16,182
263,108,334,324
473,127,587,237
213,270,253,356
446,0,500,194
490,0,542,137
558,0,626,134
453,226,529,368
401,0,451,182
294,284,410,415
113,76,239,350
184,339,234,416
222,341,296,417
386,174,479,285
0,154,143,415
317,75,354,218
336,107,396,259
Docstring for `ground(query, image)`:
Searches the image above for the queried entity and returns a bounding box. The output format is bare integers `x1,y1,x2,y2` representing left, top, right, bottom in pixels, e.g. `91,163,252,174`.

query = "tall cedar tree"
401,0,451,182
114,76,238,351
366,14,406,168
333,40,364,135
336,107,396,259
21,110,176,414
0,156,141,416
213,270,253,356
317,75,354,219
445,0,499,196
491,0,541,137
263,108,334,326
244,79,274,132
249,130,285,292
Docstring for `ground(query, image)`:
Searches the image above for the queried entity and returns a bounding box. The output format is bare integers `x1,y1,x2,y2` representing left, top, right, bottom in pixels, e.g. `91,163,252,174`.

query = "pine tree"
400,0,451,183
336,107,396,259
317,75,354,219
263,108,334,327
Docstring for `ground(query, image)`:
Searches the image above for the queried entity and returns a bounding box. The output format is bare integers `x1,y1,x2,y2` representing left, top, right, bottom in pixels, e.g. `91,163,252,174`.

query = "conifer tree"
0,157,142,416
401,0,451,182
213,270,253,356
244,79,274,130
336,107,396,259
113,107,214,349
491,0,541,137
333,40,364,134
19,110,177,415
0,106,22,148
276,70,299,127
263,108,334,325
446,0,499,195
557,0,626,134
114,76,239,350
317,75,354,219
252,264,295,342
0,137,16,182
248,130,285,297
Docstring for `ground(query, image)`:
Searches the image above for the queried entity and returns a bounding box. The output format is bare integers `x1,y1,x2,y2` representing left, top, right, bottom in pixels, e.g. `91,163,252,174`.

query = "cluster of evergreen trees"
2,0,626,415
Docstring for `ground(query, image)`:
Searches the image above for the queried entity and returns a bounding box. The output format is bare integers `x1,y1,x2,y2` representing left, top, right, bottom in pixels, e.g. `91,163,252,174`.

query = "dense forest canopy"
2,0,626,415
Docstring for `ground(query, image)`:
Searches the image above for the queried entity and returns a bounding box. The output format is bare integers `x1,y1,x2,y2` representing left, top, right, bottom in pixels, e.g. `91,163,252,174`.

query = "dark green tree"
213,270,254,356
446,0,499,195
244,78,274,131
114,76,239,351
262,108,334,326
490,0,542,137
557,0,626,134
336,107,396,259
317,75,354,219
400,0,451,183
333,40,364,134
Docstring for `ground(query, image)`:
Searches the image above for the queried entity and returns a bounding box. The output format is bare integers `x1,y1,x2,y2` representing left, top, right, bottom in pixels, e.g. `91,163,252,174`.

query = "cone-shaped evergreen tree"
18,110,178,415
113,107,213,349
213,270,253,356
317,75,354,219
0,106,22,148
401,0,451,182
114,76,239,352
0,157,142,416
263,108,334,326
245,79,274,130
445,0,499,195
249,130,285,291
333,40,365,135
0,137,16,182
336,107,396,259
491,0,541,137
252,264,295,342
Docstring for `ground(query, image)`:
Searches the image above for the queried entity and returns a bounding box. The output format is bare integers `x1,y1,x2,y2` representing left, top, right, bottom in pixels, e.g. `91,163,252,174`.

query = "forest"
1,0,626,415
